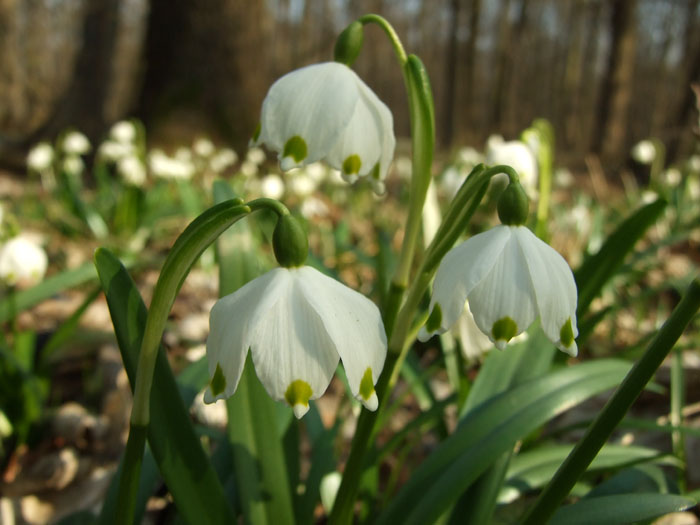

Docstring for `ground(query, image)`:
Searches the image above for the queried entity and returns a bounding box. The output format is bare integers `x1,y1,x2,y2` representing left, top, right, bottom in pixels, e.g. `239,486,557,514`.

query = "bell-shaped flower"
205,266,387,418
419,225,578,356
486,135,538,196
252,62,395,193
0,236,48,288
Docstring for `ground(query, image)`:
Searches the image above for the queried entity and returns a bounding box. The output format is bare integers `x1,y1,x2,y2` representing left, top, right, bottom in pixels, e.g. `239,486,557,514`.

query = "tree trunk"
591,0,638,164
441,0,461,148
462,0,482,142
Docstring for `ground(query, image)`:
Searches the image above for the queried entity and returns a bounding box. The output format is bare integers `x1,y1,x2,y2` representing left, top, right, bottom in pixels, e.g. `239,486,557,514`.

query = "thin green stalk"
521,278,700,525
671,347,686,491
115,424,147,525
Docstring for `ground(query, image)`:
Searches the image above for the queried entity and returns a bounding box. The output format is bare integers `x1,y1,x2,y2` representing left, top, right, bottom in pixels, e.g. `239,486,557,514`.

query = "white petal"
205,268,289,402
249,271,339,403
513,227,579,354
357,79,395,182
468,230,538,346
259,62,359,167
295,266,387,403
420,226,511,340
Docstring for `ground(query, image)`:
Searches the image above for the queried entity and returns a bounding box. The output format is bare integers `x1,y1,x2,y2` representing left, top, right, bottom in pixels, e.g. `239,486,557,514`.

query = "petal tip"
292,403,310,419
359,391,379,411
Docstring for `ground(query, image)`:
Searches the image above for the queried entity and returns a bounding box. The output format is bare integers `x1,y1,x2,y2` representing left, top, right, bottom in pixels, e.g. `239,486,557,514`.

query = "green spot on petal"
210,363,226,397
284,379,313,408
370,162,381,180
492,316,518,344
560,318,574,348
342,154,362,175
359,367,375,401
252,122,261,142
426,303,443,333
283,135,307,163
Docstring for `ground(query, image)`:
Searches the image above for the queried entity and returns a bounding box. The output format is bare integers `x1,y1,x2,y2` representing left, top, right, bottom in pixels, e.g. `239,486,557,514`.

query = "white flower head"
27,143,54,172
98,140,134,163
0,236,48,288
209,148,238,173
62,131,91,155
631,140,656,164
117,156,147,187
419,225,578,356
486,136,538,196
246,147,267,166
148,150,195,180
288,171,317,197
110,121,137,143
261,174,285,199
194,138,215,157
62,155,85,176
253,62,395,193
205,266,387,418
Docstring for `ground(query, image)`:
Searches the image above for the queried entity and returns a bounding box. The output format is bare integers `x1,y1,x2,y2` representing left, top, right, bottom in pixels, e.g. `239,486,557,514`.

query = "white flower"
209,148,238,172
454,301,493,361
194,138,215,157
260,174,285,199
27,143,54,172
62,131,91,155
486,135,538,196
288,172,317,197
62,155,85,175
0,236,48,288
117,156,147,187
688,155,700,173
456,147,484,167
419,225,578,356
98,140,134,162
663,168,681,187
205,266,387,418
110,121,137,143
240,160,259,177
148,150,195,180
304,162,327,184
300,196,329,219
631,140,656,164
253,62,395,193
246,147,266,166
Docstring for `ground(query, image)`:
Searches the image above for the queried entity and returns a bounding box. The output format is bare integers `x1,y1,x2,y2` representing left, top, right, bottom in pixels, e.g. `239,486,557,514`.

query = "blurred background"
1,0,699,170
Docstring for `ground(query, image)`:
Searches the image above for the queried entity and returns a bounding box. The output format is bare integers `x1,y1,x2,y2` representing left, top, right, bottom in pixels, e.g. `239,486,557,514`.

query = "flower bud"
334,21,364,66
497,180,529,226
273,214,308,268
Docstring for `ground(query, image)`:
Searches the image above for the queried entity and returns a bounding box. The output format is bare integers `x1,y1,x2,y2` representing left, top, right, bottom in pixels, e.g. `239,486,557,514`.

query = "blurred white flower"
439,165,466,200
261,174,285,199
253,62,395,194
419,225,578,355
687,155,700,173
456,146,484,168
209,148,238,173
555,167,575,188
486,135,538,196
148,149,195,180
304,162,327,184
641,190,658,204
62,155,85,175
454,301,493,361
110,121,137,143
27,143,54,172
98,140,134,163
194,138,215,157
240,160,259,177
393,156,412,181
62,131,91,155
117,156,147,187
289,172,317,197
0,236,48,288
204,266,387,417
687,177,700,200
246,147,266,166
662,168,681,187
631,140,656,165
174,147,193,163
300,196,329,219
422,182,441,245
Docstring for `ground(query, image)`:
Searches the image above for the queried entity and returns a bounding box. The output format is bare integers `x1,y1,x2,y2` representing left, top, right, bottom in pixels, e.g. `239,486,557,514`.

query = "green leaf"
550,493,696,525
0,263,98,323
94,248,234,524
575,199,666,317
377,360,631,525
500,444,679,503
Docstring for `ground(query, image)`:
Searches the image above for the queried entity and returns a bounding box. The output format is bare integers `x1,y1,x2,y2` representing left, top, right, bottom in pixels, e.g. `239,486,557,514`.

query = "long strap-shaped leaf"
377,359,632,525
95,248,235,524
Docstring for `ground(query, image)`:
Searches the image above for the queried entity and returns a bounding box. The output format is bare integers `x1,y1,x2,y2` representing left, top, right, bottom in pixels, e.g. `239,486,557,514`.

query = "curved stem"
358,14,408,64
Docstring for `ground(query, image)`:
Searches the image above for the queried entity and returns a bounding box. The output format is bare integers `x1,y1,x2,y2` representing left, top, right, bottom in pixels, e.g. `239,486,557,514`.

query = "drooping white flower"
260,174,285,199
205,266,387,418
288,171,317,197
110,121,137,143
419,225,578,356
98,140,134,162
148,149,195,180
0,236,48,288
117,156,147,187
253,62,395,193
62,131,91,155
486,135,538,196
27,143,54,172
631,140,656,164
62,155,85,176
246,147,267,166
